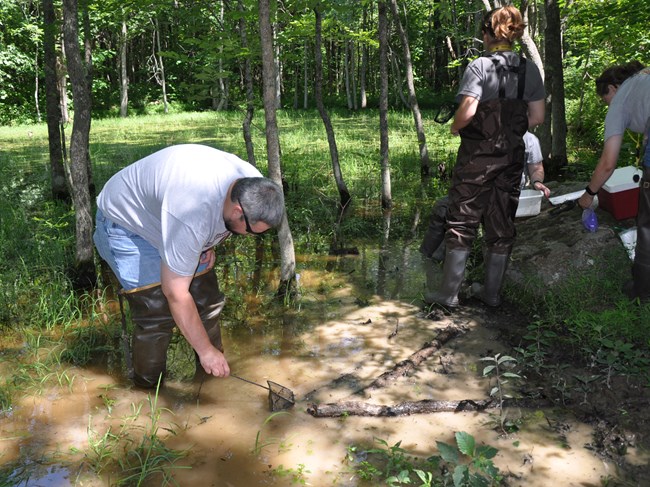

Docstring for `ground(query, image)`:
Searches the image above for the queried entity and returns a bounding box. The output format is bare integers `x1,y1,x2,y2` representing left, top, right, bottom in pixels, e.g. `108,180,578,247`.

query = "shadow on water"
1,234,645,486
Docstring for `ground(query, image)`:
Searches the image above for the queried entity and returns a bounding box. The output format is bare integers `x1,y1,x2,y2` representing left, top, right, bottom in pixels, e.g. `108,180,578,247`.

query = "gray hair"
231,177,285,228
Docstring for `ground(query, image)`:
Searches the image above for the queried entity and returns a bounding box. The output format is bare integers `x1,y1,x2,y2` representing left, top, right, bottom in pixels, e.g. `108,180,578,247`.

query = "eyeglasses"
238,199,269,235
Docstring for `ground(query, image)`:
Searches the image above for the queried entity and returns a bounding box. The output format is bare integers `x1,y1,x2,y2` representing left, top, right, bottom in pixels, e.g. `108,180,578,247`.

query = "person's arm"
160,262,230,377
577,134,622,210
450,95,479,136
528,162,551,198
527,99,545,129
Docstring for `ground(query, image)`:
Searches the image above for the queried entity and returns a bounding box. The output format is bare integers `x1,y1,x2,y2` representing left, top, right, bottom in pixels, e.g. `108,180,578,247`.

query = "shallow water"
0,241,644,486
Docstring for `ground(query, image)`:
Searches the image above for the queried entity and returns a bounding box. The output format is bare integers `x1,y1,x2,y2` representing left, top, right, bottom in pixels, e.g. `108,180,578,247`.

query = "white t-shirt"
97,144,262,276
521,132,543,189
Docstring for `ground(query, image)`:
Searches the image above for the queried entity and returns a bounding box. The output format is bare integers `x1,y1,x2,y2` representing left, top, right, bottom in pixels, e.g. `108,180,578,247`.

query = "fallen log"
302,325,466,403
307,397,553,418
359,324,465,393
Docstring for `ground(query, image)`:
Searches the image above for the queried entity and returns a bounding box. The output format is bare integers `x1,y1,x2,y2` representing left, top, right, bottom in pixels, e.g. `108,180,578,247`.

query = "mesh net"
267,381,295,411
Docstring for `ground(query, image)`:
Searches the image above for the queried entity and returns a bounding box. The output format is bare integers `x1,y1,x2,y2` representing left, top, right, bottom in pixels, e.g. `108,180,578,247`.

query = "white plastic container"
516,189,543,217
619,227,637,260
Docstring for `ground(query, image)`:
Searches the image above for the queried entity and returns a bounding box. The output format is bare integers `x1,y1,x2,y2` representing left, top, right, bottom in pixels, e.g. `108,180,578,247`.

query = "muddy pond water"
0,241,644,486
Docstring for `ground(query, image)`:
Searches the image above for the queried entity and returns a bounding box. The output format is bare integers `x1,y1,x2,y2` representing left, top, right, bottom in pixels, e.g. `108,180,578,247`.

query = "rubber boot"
471,252,510,307
122,284,175,389
189,269,226,376
424,248,470,308
623,261,650,303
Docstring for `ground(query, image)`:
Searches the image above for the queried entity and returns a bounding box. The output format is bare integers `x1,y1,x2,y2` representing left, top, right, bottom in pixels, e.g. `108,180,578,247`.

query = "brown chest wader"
426,55,528,308
119,268,225,388
624,166,650,302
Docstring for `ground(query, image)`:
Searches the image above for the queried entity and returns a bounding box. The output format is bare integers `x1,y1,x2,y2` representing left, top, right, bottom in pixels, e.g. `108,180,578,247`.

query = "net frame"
267,380,295,411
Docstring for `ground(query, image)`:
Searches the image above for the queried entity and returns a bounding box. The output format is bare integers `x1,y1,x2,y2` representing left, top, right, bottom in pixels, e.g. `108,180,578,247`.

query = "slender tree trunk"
153,16,168,113
378,0,391,210
120,19,128,117
42,0,69,202
344,40,353,109
389,0,431,179
544,0,568,176
62,0,95,289
314,6,351,210
34,47,41,122
58,37,69,124
389,49,409,108
303,41,309,109
360,5,368,109
237,0,256,167
259,0,297,298
273,20,282,109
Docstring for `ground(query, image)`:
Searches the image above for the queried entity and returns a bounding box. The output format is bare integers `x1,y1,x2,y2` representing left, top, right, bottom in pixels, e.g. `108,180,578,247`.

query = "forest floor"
451,299,650,485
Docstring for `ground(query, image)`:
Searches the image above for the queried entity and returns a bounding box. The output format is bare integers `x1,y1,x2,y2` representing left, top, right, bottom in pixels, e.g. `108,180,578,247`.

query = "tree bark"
120,19,128,117
42,0,69,202
543,0,568,177
359,5,368,109
314,6,351,211
259,0,297,298
389,0,430,179
378,0,391,210
238,0,256,167
62,0,96,289
153,16,168,114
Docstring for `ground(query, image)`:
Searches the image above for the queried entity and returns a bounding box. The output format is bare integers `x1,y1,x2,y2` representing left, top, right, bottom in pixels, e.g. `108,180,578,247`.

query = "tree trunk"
238,0,256,167
120,19,128,117
389,0,430,179
314,6,351,211
258,0,297,298
344,40,353,109
153,16,168,114
62,0,96,289
58,37,69,124
378,1,391,210
303,40,309,109
544,0,568,177
42,0,69,202
359,5,368,109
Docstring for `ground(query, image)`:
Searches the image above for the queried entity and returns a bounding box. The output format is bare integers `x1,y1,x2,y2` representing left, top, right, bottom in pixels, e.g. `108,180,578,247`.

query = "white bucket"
619,228,637,261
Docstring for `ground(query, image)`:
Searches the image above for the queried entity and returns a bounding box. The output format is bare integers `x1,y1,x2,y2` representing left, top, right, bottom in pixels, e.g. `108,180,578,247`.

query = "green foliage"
348,434,503,486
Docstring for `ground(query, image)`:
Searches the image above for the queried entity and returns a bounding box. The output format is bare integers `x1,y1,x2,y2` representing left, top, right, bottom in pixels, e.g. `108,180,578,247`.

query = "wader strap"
490,54,527,100
517,57,527,99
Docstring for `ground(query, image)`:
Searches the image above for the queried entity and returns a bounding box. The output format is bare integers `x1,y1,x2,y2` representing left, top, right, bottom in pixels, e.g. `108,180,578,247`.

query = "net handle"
231,374,270,391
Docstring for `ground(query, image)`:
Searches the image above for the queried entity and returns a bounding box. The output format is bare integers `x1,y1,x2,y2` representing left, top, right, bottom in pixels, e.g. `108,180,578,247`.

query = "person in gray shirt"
94,144,285,388
578,62,650,302
425,6,545,309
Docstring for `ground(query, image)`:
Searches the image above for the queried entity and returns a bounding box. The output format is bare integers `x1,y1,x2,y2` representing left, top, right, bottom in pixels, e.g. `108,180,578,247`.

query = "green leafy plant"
434,432,502,486
480,354,522,434
347,433,503,487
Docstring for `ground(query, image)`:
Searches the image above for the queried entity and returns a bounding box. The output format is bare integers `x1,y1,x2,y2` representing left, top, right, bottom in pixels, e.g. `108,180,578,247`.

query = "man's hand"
198,347,230,377
161,262,228,378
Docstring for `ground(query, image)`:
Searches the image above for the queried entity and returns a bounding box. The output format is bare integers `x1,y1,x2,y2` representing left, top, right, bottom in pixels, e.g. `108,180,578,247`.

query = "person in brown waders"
578,62,650,303
424,6,545,308
93,144,285,388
